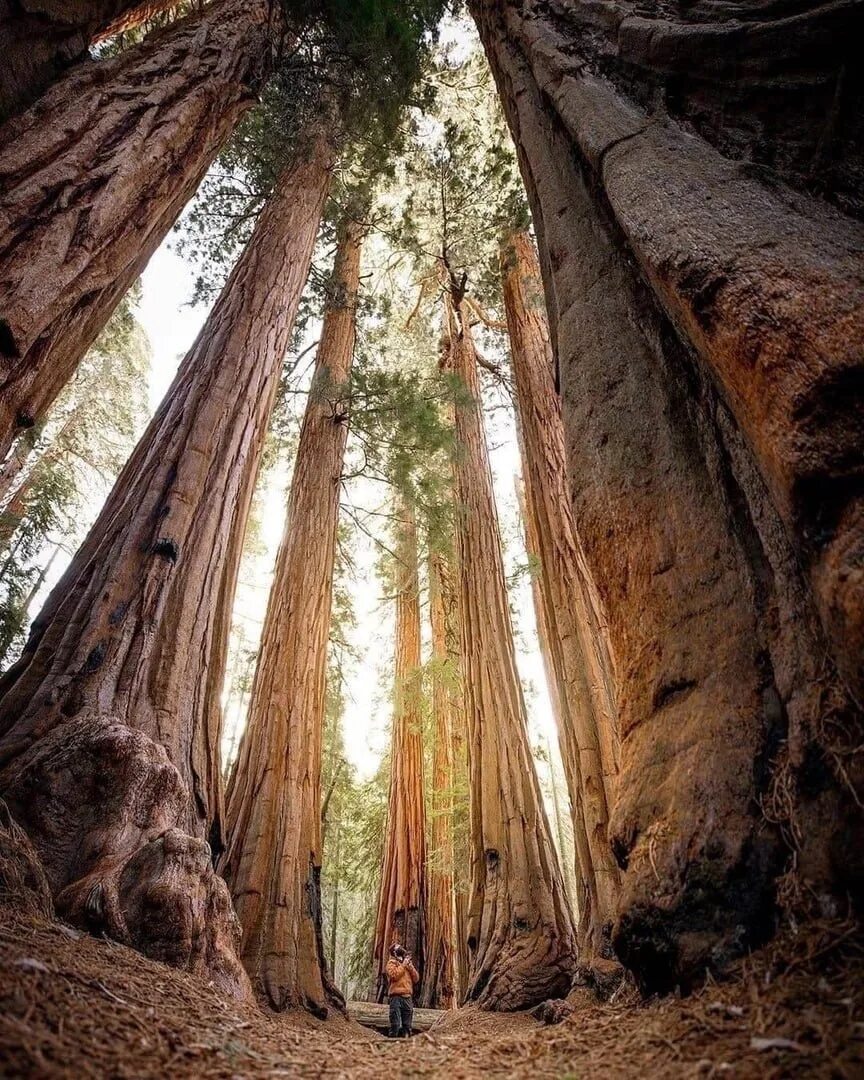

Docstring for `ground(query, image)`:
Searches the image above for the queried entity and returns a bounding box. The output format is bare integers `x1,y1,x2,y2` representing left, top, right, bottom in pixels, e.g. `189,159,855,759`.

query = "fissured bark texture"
472,0,864,993
222,222,361,1017
443,300,576,1009
373,502,428,1002
1,715,250,998
504,229,620,960
0,144,332,989
0,1,175,122
420,550,457,1010
0,0,279,459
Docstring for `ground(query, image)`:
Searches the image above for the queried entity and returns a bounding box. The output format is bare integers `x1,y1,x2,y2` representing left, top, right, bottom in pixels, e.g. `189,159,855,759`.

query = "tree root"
0,714,250,1000
0,797,53,918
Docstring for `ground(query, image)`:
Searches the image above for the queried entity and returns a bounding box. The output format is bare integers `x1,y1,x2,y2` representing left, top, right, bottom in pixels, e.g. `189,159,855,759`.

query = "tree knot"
152,538,179,564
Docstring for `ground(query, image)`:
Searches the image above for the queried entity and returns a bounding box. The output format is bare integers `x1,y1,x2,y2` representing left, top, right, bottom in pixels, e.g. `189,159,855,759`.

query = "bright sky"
136,233,558,784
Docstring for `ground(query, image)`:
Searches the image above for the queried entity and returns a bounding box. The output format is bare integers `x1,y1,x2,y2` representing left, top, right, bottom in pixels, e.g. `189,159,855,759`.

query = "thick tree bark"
515,477,589,946
430,545,470,1002
373,501,428,1002
472,0,864,992
93,0,178,42
221,220,361,1017
0,143,332,993
0,0,279,460
504,230,621,960
471,1,864,704
441,298,576,1010
420,550,456,1009
0,0,176,121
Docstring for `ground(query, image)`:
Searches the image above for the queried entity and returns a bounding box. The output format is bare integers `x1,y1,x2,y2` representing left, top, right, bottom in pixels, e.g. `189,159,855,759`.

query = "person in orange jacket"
385,943,420,1037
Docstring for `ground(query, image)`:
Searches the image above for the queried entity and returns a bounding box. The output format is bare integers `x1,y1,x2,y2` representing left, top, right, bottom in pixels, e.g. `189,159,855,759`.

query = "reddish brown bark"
221,220,362,1016
420,550,456,1009
515,477,589,947
442,297,576,1010
472,0,864,992
430,545,470,1002
503,230,620,958
0,0,279,460
0,0,179,120
0,143,332,992
373,501,428,1002
93,0,178,41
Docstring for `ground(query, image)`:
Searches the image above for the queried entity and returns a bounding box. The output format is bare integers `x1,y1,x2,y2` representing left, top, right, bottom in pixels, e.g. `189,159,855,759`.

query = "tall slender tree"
0,0,281,459
442,555,471,1004
0,136,333,992
373,500,428,1002
515,476,588,940
421,548,456,1009
441,293,576,1009
502,229,620,958
93,0,178,42
222,217,364,1016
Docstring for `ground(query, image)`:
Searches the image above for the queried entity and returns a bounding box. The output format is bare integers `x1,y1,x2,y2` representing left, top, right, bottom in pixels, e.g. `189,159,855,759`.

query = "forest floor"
0,904,862,1079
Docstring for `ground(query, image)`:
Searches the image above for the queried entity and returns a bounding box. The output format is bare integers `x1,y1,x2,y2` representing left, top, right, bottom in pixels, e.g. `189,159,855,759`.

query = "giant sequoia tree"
373,501,428,1002
442,296,576,1010
0,0,281,459
222,217,363,1016
502,229,620,959
471,0,864,991
419,548,457,1009
0,136,333,993
0,0,177,120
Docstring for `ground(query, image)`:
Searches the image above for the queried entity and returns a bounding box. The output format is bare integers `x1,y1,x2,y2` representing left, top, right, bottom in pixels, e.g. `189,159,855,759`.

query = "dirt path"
0,906,861,1078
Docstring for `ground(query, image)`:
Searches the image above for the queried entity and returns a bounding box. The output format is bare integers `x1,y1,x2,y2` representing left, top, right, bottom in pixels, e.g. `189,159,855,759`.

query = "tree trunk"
441,297,576,1010
472,0,864,993
346,1001,442,1033
0,142,332,995
329,816,342,972
431,545,470,1002
93,0,179,42
420,550,456,1009
545,735,578,916
221,219,362,1017
0,426,41,506
373,500,428,1003
0,470,33,550
0,0,178,121
0,0,279,460
515,476,588,945
503,230,620,959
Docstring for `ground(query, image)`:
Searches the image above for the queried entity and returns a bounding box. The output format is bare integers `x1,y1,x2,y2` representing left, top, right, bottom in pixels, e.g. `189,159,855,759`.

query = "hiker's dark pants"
389,994,413,1037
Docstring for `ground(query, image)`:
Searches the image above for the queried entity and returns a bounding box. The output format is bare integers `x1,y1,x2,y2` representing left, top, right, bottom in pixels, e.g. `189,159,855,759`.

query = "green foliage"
281,0,446,136
0,290,150,667
175,0,448,304
384,43,527,308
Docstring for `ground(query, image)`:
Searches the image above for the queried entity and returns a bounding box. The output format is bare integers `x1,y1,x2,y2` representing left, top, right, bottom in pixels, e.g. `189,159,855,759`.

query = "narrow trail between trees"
1,906,861,1079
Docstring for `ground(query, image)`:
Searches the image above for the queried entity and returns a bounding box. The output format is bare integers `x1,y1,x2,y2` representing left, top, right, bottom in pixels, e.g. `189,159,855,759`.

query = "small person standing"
385,943,420,1037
